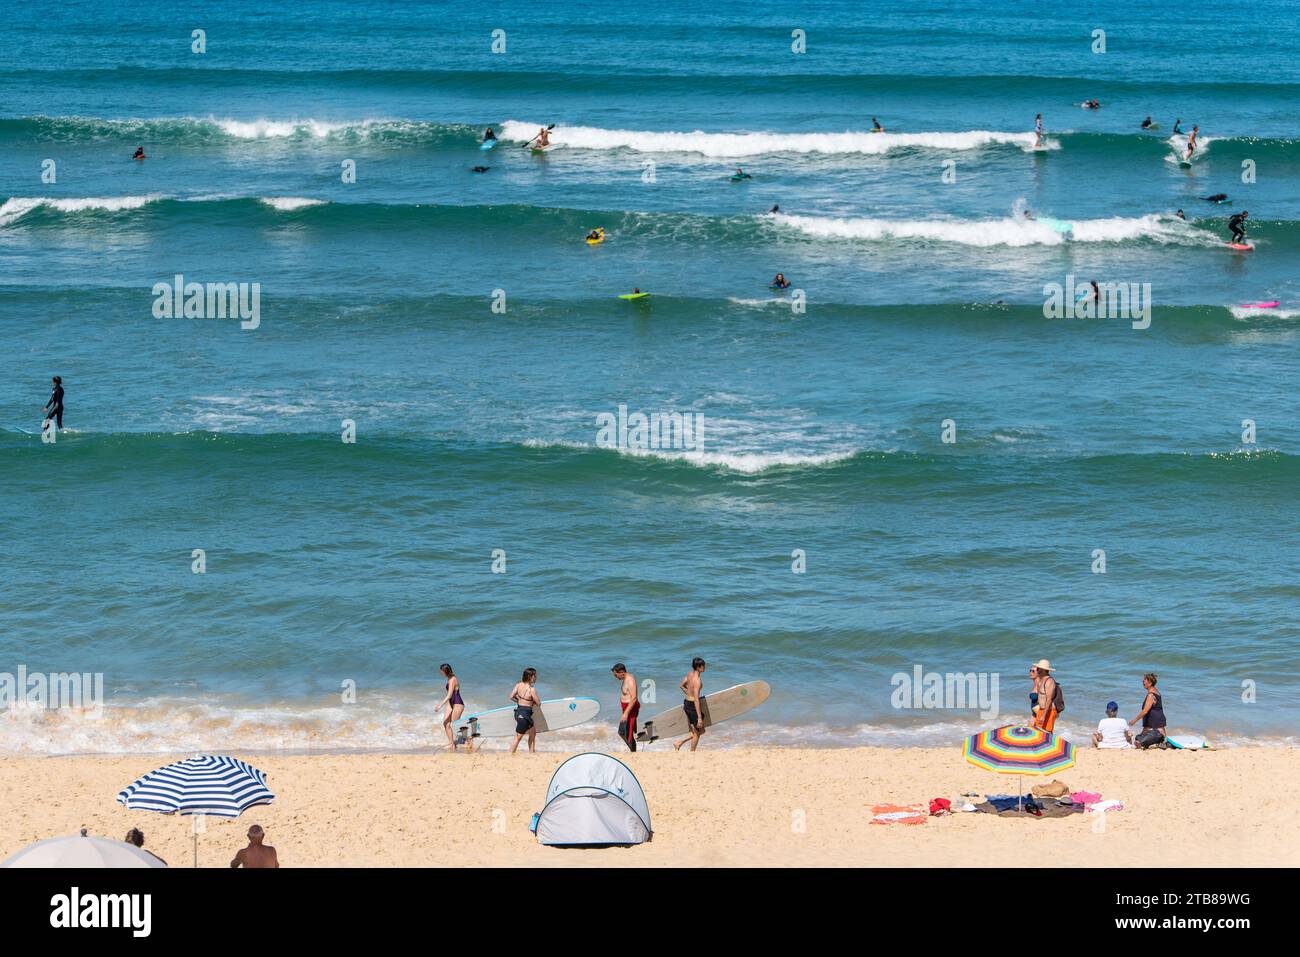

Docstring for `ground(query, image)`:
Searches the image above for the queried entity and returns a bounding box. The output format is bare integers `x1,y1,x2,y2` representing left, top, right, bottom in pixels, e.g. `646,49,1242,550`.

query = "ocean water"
2,0,1297,753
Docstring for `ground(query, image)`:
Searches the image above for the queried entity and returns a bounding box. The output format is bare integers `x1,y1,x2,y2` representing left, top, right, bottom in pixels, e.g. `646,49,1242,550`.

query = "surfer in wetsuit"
1228,210,1249,245
1175,209,1186,220
673,657,707,752
769,204,780,214
612,663,639,752
42,375,64,430
1141,116,1153,129
871,116,884,132
1173,118,1183,134
132,146,145,160
482,126,496,142
1203,193,1229,204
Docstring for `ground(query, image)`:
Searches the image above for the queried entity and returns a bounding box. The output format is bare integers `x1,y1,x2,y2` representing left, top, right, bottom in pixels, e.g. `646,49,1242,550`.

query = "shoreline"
4,747,1295,867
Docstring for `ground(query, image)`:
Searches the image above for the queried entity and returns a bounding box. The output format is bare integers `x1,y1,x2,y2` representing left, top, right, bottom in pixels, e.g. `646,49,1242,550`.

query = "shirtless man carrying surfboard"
673,657,707,751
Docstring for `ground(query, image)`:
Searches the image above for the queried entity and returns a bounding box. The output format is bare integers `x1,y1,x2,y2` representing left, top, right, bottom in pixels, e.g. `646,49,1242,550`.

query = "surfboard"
1178,158,1193,168
585,230,605,245
480,139,497,151
1167,734,1210,750
1238,301,1279,309
729,174,751,182
454,696,600,739
1225,243,1254,251
618,292,650,300
1038,216,1074,235
635,680,771,744
8,427,33,435
530,147,547,155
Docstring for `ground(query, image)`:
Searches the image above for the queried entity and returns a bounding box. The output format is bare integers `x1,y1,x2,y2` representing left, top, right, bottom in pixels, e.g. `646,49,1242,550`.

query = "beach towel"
979,795,1043,813
869,803,927,825
1086,799,1125,813
1071,790,1102,805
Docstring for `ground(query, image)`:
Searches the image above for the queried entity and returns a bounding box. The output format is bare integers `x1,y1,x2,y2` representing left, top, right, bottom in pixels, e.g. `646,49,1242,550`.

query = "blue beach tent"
530,753,652,846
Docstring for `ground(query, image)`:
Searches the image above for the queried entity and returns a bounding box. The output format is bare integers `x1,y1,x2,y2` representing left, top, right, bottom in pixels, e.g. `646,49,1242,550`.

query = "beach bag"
1051,680,1065,714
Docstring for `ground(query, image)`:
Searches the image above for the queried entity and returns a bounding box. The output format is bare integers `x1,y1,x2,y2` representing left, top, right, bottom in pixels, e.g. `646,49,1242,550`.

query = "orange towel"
869,803,927,825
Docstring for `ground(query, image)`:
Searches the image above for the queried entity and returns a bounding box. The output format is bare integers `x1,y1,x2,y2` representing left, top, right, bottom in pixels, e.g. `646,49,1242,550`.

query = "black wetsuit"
1228,213,1247,243
44,384,64,428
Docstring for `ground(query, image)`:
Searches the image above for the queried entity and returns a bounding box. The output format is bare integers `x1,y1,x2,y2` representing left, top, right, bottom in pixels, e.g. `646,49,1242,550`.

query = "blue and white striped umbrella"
117,755,274,818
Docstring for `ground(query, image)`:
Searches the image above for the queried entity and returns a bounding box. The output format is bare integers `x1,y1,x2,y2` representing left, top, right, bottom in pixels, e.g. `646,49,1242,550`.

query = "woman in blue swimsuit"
436,663,466,750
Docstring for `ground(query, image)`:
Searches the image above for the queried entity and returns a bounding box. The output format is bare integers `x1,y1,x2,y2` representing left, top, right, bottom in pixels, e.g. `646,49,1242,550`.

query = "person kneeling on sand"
1130,672,1167,749
1092,701,1133,749
231,825,279,868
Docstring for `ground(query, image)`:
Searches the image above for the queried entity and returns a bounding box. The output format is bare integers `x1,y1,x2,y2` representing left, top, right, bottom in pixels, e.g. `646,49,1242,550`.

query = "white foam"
499,120,1040,158
0,194,160,227
257,196,327,211
213,117,352,139
1228,305,1297,319
773,211,1205,248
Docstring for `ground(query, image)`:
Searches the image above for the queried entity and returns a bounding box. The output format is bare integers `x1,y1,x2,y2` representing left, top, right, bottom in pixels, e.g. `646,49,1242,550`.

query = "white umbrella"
2,827,167,868
117,754,275,867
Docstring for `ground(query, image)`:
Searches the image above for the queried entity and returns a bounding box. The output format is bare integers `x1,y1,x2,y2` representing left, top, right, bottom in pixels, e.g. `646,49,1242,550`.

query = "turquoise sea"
2,1,1297,752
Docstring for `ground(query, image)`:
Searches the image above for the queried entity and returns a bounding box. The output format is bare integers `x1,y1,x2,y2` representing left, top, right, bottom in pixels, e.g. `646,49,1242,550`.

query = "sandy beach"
3,746,1296,867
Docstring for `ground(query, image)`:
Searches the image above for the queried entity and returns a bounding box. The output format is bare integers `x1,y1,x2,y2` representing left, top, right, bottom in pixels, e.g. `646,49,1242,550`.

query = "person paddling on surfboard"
531,126,551,149
482,126,496,142
612,663,640,752
1203,193,1229,204
509,667,542,754
42,375,64,431
1228,210,1249,246
1141,116,1154,129
132,146,146,161
673,657,707,752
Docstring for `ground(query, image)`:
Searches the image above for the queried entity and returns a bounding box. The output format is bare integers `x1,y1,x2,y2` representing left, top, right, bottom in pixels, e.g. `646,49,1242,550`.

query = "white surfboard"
1166,734,1210,750
636,680,771,744
455,696,600,739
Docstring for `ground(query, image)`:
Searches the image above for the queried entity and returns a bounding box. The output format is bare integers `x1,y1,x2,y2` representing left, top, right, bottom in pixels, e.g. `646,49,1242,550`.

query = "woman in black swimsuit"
435,663,466,750
1130,672,1167,748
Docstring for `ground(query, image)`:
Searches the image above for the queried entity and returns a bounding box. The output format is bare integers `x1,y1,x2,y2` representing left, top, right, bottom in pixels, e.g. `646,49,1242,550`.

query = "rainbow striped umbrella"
963,725,1076,810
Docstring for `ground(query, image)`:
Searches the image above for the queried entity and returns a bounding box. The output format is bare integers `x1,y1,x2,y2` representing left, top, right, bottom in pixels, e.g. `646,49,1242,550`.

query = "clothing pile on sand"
969,779,1124,817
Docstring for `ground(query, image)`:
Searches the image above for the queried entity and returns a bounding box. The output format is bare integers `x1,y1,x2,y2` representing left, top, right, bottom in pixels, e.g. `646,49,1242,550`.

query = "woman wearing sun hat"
1031,660,1061,732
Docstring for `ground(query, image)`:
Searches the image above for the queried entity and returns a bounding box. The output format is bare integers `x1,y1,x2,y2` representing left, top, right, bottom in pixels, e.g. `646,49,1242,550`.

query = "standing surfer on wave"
42,375,64,430
1228,210,1249,246
1185,124,1199,161
1034,112,1043,148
